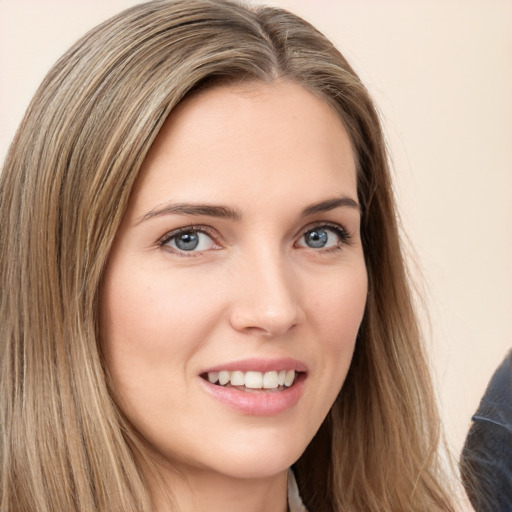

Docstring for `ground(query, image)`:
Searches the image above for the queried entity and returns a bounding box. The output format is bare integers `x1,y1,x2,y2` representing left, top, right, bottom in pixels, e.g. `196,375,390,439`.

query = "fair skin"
100,81,367,512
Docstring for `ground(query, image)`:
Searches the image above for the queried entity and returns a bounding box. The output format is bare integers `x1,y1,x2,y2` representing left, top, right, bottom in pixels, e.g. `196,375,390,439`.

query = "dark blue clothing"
461,351,512,512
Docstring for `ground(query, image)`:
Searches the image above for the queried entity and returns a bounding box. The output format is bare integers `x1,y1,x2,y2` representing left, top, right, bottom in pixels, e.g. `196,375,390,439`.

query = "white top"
287,469,309,512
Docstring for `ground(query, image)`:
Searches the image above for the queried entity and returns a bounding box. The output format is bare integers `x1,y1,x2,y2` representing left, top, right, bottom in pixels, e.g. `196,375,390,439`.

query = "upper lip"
201,357,308,374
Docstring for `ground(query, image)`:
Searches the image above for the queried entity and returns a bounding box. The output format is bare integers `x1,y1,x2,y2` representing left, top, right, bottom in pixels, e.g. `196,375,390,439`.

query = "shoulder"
472,350,512,428
461,350,512,511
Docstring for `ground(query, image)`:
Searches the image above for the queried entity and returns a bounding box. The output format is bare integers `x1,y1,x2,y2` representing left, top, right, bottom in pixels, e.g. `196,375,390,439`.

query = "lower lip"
199,374,306,416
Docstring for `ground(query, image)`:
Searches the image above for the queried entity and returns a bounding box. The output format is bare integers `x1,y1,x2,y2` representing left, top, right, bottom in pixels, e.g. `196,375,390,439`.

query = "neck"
149,464,289,512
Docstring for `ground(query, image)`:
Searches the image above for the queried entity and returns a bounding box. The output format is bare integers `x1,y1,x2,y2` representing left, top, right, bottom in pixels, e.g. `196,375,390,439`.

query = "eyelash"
296,222,352,252
157,225,220,257
157,222,352,256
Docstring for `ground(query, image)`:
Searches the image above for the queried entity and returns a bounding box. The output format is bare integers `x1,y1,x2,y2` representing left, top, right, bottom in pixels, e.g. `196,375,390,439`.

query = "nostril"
229,304,304,338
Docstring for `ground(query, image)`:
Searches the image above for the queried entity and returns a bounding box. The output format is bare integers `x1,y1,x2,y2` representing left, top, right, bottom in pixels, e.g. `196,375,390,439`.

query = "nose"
229,249,305,337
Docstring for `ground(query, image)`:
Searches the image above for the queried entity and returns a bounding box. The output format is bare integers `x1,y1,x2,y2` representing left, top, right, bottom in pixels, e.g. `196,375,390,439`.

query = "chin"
206,434,308,480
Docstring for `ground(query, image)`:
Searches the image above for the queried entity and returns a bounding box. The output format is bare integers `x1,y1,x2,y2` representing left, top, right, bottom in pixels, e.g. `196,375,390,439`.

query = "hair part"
1,1,453,510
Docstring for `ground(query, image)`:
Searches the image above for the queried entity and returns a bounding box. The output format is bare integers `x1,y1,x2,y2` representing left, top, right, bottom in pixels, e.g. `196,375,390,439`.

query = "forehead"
129,81,357,217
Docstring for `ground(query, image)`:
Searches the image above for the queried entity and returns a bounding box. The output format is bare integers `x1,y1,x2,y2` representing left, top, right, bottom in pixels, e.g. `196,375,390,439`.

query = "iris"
304,228,328,248
175,231,199,251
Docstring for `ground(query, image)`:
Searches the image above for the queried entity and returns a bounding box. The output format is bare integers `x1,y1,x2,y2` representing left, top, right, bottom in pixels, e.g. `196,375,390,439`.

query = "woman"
0,1,454,510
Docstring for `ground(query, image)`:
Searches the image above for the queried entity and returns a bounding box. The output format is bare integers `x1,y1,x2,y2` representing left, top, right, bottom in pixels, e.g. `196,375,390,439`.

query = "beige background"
1,1,511,508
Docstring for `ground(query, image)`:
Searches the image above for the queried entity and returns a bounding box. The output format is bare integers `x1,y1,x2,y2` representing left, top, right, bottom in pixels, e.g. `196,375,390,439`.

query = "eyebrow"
137,203,243,224
301,196,361,216
137,195,360,224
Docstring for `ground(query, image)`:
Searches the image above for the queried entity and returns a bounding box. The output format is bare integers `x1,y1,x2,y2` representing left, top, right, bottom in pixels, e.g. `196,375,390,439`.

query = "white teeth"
230,371,245,386
284,369,295,387
218,371,230,385
245,371,263,389
206,370,297,389
263,371,279,389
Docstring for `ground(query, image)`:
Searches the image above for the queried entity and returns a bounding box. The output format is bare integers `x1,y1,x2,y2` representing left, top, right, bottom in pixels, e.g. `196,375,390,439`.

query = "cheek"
99,265,221,399
314,263,367,340
103,261,216,342
99,267,224,448
309,264,367,385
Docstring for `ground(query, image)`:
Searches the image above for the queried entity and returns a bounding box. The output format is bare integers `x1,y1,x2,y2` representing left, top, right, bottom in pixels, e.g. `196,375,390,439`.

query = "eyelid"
298,221,350,238
295,221,352,248
157,225,222,254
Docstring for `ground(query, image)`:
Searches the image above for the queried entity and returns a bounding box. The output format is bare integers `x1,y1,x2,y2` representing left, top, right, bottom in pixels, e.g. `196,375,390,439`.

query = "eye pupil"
306,228,328,248
175,232,199,251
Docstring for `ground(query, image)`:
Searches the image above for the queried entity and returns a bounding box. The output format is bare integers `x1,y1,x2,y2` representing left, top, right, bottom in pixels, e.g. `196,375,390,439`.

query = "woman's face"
100,81,367,482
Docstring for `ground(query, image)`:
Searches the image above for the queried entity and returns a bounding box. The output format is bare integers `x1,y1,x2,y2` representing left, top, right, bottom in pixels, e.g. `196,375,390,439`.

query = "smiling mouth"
202,370,299,391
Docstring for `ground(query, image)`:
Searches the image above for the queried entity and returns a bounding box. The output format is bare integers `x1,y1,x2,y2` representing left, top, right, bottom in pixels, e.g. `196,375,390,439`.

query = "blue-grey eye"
175,231,199,251
298,226,343,249
164,230,217,252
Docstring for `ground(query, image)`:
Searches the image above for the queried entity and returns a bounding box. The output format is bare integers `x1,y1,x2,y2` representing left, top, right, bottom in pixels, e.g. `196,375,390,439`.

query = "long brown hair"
0,1,453,510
